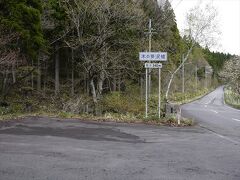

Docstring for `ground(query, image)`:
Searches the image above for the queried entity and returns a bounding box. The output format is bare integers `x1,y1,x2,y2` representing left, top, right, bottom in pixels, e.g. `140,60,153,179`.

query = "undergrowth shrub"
170,88,208,103
62,95,92,114
101,91,144,115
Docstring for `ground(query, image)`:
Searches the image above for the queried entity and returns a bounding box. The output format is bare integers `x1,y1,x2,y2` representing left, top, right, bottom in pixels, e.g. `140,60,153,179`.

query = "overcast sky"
170,0,240,55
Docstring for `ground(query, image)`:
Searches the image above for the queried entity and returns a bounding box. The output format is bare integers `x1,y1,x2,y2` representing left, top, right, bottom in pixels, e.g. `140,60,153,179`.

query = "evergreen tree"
0,0,45,59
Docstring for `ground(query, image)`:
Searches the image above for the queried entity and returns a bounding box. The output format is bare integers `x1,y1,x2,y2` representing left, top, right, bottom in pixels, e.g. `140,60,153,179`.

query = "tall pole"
148,19,152,96
145,19,152,118
145,19,157,118
148,19,152,52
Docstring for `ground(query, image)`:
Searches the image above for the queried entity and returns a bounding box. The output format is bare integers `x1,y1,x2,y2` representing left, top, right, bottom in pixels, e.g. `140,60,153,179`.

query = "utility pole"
148,19,152,52
145,19,156,97
148,19,152,97
144,19,157,118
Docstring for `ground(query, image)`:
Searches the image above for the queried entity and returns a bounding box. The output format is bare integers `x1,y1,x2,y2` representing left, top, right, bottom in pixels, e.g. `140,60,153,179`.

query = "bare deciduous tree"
165,3,220,100
60,0,144,114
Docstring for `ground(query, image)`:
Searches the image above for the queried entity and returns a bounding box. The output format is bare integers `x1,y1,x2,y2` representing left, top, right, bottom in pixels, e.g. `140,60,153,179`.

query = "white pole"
148,19,152,96
145,68,148,118
182,54,185,93
158,68,161,119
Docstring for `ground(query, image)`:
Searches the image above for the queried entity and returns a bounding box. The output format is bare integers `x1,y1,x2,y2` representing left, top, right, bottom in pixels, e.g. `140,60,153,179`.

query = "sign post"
141,18,167,119
139,52,167,119
158,68,161,119
145,68,148,118
139,52,167,61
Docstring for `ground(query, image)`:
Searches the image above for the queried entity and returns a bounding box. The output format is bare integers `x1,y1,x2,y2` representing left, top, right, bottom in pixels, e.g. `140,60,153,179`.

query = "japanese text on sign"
145,63,162,69
139,52,167,61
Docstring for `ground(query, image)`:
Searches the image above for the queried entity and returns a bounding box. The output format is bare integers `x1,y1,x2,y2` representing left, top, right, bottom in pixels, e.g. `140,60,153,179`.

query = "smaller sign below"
145,63,162,69
139,52,167,61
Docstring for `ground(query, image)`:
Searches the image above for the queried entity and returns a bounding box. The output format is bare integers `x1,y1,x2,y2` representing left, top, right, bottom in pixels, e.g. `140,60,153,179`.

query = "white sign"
139,52,167,61
145,63,162,69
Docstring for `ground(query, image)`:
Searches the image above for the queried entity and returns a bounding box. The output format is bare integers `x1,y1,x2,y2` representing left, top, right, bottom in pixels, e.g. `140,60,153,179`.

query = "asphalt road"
0,87,240,180
182,86,240,144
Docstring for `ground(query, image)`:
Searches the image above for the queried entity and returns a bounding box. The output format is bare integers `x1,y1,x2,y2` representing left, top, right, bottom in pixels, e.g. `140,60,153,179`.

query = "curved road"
0,86,239,180
182,86,240,144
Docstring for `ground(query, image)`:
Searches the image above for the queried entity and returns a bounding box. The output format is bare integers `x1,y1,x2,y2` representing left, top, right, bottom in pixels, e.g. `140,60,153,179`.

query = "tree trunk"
90,78,98,115
165,46,194,100
96,71,105,115
112,70,117,91
43,61,47,97
55,44,60,95
89,71,105,115
12,65,16,84
182,55,185,93
97,71,105,100
85,72,89,113
71,48,74,96
90,78,97,103
195,66,198,91
2,70,8,97
37,55,41,91
165,73,175,101
31,59,34,89
118,70,121,92
237,82,240,94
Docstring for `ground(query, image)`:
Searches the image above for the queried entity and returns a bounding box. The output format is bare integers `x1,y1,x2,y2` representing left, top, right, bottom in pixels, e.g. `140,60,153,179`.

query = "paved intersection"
0,87,239,180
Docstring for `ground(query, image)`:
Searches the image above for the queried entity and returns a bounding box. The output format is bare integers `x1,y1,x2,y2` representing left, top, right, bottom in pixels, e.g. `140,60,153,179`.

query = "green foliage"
203,47,232,73
0,107,12,115
169,88,209,104
0,103,24,115
0,0,232,124
0,0,45,59
44,0,68,41
15,66,38,83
